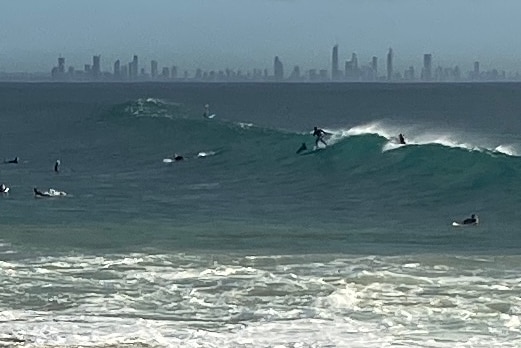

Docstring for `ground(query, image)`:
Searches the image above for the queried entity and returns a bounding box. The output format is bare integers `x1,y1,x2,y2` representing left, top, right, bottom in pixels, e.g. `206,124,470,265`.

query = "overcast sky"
2,0,521,73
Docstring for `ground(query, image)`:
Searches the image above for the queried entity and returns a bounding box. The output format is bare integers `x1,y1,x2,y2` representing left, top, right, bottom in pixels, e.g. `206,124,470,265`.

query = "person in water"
313,127,331,148
5,157,18,164
463,214,478,225
203,104,210,118
173,153,184,161
54,160,61,173
33,187,50,197
398,133,406,145
0,184,7,193
296,142,307,154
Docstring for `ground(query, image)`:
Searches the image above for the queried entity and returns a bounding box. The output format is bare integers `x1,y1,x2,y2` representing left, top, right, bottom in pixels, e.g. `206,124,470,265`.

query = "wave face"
53,96,519,253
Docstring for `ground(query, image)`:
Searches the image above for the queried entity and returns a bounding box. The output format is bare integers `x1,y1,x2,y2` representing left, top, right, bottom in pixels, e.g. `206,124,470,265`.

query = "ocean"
0,82,520,347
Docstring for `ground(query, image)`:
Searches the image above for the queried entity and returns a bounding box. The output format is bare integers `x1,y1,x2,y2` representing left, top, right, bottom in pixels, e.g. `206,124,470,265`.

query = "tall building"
371,56,378,78
345,53,360,80
274,56,284,81
113,59,121,79
387,48,393,81
128,62,133,79
151,60,158,79
332,45,340,81
473,61,480,80
58,57,65,74
92,55,101,79
422,54,432,81
130,55,138,80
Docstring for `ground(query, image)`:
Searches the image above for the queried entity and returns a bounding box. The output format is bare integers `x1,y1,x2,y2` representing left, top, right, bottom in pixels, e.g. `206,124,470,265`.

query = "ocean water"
0,82,521,347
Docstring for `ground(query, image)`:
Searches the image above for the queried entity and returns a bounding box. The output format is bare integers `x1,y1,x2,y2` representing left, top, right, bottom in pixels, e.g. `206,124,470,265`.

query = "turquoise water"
0,82,520,347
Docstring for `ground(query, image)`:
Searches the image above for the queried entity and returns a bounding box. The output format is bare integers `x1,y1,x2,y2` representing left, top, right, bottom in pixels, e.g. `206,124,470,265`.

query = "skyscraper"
332,45,340,81
422,54,432,81
371,56,378,78
58,57,65,74
387,48,393,81
113,59,121,79
92,55,101,79
345,53,359,80
130,55,138,80
274,56,284,81
473,61,480,80
151,60,158,79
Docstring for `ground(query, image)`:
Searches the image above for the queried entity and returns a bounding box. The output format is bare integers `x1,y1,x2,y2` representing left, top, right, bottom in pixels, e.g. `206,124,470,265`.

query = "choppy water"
0,82,520,347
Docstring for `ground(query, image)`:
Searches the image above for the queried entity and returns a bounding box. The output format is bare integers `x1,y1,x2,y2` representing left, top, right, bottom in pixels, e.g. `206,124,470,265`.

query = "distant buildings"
92,55,101,79
274,56,284,81
331,45,341,81
387,48,393,81
42,46,513,83
422,54,432,81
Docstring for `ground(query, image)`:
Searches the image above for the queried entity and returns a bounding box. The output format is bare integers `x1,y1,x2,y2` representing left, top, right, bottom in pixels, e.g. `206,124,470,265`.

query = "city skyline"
2,1,521,73
38,45,514,83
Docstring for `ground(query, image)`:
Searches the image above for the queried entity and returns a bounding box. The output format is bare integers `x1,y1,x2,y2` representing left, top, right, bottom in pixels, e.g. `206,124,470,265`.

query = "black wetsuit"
463,217,477,225
313,129,328,147
34,188,50,197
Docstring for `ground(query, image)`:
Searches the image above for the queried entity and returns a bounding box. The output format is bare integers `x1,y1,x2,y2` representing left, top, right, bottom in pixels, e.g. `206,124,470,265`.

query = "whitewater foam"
0,252,520,347
329,121,520,157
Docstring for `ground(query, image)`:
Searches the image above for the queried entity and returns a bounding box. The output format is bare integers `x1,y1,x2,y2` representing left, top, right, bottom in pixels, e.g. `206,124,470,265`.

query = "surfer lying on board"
398,133,406,145
5,156,19,164
33,187,50,197
463,214,478,225
313,127,331,147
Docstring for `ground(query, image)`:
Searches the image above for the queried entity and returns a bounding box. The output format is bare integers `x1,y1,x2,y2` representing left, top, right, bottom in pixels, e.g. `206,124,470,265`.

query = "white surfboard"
452,221,477,227
207,114,216,119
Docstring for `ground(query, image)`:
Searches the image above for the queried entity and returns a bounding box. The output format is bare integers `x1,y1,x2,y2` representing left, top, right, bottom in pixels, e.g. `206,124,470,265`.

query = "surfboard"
452,221,477,227
299,146,326,155
207,114,216,119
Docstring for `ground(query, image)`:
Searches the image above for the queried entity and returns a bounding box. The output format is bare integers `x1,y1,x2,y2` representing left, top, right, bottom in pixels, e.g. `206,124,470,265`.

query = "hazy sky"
2,0,521,73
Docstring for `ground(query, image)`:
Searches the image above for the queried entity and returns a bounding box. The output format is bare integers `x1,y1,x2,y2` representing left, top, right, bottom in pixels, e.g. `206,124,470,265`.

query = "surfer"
0,184,8,193
203,104,210,118
5,156,18,164
313,127,331,148
33,187,50,197
296,142,307,154
54,160,60,173
173,153,184,161
463,214,478,225
398,133,406,145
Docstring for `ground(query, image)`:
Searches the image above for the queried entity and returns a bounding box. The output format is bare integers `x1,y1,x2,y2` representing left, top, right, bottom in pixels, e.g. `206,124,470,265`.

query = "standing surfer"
313,127,331,148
